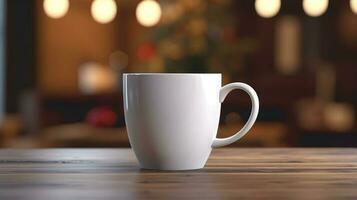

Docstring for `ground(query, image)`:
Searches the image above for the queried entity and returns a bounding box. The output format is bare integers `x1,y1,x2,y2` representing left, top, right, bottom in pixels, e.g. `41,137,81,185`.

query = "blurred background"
0,0,356,148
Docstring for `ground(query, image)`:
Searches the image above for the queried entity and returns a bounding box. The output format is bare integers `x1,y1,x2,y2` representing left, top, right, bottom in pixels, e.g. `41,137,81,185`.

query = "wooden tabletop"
1,148,357,199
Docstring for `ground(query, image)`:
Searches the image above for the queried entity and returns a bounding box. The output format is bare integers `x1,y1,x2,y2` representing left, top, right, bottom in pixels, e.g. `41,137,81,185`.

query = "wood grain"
0,148,357,199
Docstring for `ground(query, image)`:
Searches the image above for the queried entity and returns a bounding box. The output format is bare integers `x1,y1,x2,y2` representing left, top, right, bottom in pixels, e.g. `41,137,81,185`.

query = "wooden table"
0,148,357,199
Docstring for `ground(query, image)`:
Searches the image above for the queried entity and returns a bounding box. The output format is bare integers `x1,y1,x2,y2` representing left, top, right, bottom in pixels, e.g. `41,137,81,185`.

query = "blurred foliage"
137,0,258,80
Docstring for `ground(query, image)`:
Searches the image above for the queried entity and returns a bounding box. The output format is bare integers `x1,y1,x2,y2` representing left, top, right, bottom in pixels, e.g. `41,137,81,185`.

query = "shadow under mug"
123,73,259,170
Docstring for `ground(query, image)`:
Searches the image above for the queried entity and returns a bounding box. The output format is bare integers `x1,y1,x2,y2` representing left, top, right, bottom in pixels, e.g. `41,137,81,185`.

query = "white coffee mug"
123,73,259,170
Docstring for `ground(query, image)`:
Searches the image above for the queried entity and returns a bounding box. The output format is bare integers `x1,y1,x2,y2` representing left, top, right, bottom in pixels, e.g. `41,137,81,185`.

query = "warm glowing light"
136,0,162,27
351,0,357,14
303,0,329,17
79,62,117,94
255,0,281,18
43,0,69,19
91,0,117,24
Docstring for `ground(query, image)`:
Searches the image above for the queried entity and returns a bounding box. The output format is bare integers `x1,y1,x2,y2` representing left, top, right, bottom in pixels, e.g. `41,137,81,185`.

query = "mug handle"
212,83,259,148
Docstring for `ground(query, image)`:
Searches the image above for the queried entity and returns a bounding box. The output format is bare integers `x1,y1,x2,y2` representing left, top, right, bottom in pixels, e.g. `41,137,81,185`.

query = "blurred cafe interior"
0,0,356,148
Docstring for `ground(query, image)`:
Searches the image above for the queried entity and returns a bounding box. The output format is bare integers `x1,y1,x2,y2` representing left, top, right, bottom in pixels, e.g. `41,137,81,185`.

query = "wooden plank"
0,148,357,199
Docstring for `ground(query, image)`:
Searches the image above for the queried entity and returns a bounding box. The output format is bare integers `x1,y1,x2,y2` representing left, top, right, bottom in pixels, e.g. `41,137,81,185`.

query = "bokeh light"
303,0,329,17
255,0,281,18
43,0,69,19
351,0,357,14
91,0,117,24
136,0,162,27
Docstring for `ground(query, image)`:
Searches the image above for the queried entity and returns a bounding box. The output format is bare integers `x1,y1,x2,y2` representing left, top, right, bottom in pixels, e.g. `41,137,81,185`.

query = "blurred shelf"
2,122,287,148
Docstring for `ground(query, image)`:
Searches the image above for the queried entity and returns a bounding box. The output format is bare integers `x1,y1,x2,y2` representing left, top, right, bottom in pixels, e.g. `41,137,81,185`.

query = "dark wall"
6,0,35,113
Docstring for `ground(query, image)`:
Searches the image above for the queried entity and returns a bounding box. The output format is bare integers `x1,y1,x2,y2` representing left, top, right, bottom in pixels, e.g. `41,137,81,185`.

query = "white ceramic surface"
123,73,259,170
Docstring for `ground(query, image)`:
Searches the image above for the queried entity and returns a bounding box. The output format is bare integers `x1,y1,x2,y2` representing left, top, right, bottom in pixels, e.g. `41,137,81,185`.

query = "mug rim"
123,73,221,76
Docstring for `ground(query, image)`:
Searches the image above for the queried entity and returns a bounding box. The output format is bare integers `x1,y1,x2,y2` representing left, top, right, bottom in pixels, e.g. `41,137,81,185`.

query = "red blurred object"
86,106,117,128
137,42,156,61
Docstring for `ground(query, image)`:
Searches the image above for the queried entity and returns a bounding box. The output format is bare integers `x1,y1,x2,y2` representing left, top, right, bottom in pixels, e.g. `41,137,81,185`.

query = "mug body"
123,73,221,170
